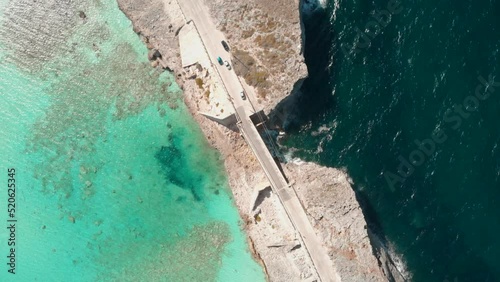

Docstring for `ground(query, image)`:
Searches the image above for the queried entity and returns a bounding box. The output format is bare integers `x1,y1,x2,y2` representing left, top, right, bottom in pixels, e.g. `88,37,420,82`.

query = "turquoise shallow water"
0,0,264,281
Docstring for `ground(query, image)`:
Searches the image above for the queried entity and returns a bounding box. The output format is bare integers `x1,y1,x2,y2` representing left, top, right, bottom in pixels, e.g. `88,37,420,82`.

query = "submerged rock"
78,11,87,19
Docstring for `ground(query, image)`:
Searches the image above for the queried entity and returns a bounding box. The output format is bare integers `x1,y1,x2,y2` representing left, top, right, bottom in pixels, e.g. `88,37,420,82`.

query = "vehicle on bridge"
217,56,223,65
221,40,230,51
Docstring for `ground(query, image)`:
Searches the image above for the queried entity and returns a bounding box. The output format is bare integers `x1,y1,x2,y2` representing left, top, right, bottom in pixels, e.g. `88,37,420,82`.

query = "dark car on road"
221,40,230,51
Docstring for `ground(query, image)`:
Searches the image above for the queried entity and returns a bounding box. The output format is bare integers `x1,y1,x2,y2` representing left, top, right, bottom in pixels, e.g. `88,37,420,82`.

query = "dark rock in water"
148,49,161,61
78,11,86,19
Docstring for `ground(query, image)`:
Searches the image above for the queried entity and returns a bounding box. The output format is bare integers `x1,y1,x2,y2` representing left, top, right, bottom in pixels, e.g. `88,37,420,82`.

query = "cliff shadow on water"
270,2,335,131
270,1,405,280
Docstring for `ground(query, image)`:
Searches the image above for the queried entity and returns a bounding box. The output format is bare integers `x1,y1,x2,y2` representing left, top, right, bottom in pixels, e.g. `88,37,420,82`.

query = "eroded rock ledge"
204,0,307,111
285,161,406,281
116,0,395,280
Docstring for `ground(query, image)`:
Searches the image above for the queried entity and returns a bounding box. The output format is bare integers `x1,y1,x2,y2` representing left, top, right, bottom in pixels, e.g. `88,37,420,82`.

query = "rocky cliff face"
285,161,404,282
117,0,184,71
204,0,308,112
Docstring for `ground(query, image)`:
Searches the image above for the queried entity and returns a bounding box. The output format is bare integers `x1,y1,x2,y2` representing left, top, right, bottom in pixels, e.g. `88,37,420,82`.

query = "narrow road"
175,1,340,281
177,0,253,115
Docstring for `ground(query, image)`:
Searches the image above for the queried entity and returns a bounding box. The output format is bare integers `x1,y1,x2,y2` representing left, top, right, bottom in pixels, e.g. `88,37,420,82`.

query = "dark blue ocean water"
284,0,500,281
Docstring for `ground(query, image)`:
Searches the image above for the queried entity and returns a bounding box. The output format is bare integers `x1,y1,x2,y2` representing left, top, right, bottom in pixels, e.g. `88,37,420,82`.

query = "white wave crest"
302,0,326,14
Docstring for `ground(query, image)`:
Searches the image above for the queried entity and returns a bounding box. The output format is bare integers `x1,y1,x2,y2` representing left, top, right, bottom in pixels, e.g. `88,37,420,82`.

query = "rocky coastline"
116,0,402,280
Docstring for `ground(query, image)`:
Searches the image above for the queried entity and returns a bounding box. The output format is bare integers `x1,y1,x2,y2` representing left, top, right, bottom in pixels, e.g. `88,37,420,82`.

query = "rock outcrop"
204,0,308,112
285,161,401,281
147,48,161,61
117,0,184,71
